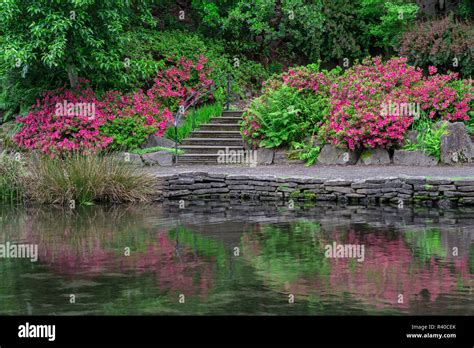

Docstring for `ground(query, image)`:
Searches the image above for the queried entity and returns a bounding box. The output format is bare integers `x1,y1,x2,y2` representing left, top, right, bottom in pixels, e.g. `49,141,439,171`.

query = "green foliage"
27,153,155,205
289,141,321,166
359,0,418,51
404,229,446,263
403,122,448,160
165,102,223,143
319,0,367,62
242,84,329,148
130,146,184,155
466,111,474,134
242,221,331,284
100,115,157,152
122,29,269,96
0,0,155,119
193,0,325,62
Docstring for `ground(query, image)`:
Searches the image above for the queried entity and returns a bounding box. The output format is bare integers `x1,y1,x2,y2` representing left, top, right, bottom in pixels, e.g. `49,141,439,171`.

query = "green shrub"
27,153,155,205
399,15,474,77
288,141,321,166
100,114,158,152
359,0,418,52
242,84,329,148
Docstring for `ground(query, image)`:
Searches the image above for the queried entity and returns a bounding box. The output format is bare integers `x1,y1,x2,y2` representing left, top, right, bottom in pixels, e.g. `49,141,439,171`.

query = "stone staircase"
176,110,244,165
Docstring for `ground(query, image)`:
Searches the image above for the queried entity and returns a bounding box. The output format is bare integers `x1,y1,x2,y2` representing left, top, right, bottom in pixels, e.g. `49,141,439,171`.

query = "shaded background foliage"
0,0,472,122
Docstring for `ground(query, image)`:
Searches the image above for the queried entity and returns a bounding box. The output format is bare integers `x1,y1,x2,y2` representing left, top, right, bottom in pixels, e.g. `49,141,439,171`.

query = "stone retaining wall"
155,172,474,206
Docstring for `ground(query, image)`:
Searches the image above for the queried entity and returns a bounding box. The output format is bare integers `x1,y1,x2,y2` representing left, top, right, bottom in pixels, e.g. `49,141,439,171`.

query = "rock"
119,152,143,166
393,150,438,166
140,135,176,149
305,136,324,148
141,151,173,166
317,145,359,165
404,130,419,145
440,122,474,164
358,148,391,165
256,148,274,165
273,149,304,165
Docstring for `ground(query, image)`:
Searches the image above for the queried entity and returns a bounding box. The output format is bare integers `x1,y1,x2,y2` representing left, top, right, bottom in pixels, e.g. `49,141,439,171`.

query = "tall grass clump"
166,102,223,143
0,151,26,203
28,153,156,205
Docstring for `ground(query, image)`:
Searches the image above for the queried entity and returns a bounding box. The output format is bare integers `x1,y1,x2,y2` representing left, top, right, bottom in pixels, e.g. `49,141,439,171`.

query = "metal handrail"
173,73,233,164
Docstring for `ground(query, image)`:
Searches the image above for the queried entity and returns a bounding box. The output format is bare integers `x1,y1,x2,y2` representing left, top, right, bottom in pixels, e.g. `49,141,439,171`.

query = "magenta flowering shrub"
14,80,112,156
244,57,473,151
147,55,214,112
410,69,473,122
320,57,422,149
100,90,173,150
13,54,216,155
262,65,332,95
320,57,473,149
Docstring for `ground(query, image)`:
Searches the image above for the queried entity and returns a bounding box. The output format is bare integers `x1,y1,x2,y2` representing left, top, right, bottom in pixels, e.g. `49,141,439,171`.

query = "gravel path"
143,164,474,179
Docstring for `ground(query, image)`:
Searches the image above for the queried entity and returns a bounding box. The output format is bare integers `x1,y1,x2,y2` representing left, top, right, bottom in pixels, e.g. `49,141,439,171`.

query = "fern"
403,122,448,160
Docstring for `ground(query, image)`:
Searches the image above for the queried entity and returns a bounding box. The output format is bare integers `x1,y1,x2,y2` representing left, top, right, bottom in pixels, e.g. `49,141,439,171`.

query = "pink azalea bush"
320,57,473,149
100,90,173,151
262,65,331,94
14,55,216,155
320,57,422,149
14,80,112,156
243,57,473,150
409,70,473,122
147,55,214,112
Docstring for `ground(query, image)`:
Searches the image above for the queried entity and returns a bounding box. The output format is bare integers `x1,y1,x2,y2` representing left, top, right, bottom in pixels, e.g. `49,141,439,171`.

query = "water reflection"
0,202,472,315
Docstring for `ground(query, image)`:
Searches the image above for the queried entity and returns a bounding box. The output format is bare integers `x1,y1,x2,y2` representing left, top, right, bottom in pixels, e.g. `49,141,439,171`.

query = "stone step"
181,138,243,146
209,117,242,125
176,153,251,165
198,124,241,131
189,130,242,138
222,110,244,117
179,145,244,154
176,154,223,165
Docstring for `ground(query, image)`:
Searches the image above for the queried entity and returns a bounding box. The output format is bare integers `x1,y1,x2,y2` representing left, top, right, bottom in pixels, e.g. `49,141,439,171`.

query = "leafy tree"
0,0,154,120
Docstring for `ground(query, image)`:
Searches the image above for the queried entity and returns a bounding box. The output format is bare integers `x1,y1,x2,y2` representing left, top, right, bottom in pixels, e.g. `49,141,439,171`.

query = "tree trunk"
67,64,78,88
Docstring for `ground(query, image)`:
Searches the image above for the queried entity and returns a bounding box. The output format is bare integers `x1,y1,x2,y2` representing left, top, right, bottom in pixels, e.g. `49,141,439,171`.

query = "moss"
289,189,301,199
360,150,373,161
303,191,317,201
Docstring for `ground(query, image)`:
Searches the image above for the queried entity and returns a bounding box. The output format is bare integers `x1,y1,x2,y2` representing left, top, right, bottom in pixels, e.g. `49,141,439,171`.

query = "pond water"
0,200,472,315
